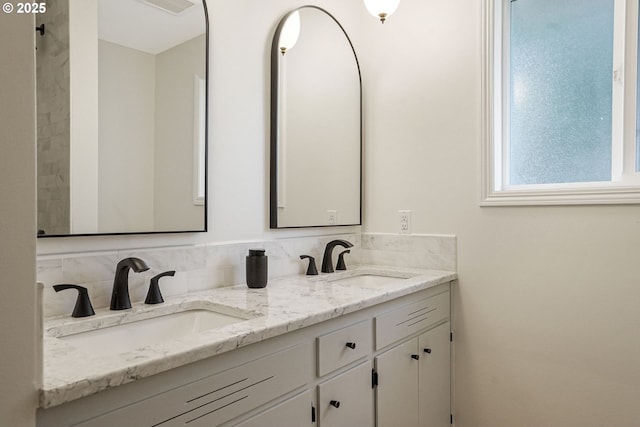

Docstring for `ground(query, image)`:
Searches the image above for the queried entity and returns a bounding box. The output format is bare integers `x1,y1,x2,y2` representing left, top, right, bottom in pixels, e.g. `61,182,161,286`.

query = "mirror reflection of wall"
270,7,362,228
36,0,207,236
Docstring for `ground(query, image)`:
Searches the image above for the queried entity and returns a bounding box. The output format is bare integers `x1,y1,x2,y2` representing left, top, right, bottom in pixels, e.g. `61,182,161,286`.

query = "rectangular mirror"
270,6,362,228
36,0,208,237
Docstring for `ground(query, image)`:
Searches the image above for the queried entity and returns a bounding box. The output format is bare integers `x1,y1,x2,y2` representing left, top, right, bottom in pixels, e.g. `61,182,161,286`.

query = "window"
481,0,640,205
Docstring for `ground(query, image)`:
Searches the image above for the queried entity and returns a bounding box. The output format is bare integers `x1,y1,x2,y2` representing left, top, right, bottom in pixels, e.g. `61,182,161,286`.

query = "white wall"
98,40,156,232
154,34,206,231
0,12,37,427
360,0,640,425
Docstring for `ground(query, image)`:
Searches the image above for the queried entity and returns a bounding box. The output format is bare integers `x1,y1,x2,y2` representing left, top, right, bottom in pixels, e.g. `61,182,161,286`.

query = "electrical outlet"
327,210,337,225
398,210,411,234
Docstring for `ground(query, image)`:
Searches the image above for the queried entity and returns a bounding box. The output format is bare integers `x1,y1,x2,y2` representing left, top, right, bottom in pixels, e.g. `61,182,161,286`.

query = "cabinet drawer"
375,290,449,350
77,342,311,427
317,320,372,376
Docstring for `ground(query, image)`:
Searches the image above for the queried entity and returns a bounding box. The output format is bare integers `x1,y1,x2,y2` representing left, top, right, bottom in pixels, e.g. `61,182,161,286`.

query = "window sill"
481,185,640,206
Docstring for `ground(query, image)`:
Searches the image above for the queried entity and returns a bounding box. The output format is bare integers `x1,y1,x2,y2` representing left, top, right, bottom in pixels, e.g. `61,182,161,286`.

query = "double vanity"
38,265,456,427
34,1,454,425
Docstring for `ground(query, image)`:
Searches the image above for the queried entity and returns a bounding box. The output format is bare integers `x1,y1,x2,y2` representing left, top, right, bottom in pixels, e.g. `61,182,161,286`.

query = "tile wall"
36,1,71,235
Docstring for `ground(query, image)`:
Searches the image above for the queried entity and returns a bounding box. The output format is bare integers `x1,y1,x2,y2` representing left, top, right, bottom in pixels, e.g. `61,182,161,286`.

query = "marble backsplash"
361,233,456,271
38,233,456,318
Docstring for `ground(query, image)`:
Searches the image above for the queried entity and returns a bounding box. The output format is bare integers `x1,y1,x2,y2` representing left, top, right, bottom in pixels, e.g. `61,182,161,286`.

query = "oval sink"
57,309,250,356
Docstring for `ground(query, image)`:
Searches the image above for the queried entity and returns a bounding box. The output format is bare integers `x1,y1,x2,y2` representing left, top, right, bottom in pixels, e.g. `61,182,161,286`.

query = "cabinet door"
419,322,451,427
231,390,313,427
375,339,420,427
318,361,374,427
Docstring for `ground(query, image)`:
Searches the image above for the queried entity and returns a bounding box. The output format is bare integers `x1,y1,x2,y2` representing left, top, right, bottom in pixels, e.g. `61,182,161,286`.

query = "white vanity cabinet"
38,283,452,427
75,342,312,427
38,337,315,427
374,285,451,427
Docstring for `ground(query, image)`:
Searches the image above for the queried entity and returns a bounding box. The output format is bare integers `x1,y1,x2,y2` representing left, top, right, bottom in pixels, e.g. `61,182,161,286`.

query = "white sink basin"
58,309,249,356
327,273,410,288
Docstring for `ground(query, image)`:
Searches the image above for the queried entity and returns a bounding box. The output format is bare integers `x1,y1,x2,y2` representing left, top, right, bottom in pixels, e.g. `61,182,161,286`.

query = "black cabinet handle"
423,348,432,354
411,354,420,360
346,342,356,349
330,400,341,408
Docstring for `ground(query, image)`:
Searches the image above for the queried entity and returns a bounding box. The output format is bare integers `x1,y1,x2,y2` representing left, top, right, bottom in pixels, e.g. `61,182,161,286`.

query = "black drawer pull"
411,354,420,360
345,342,356,349
330,400,341,408
423,348,432,354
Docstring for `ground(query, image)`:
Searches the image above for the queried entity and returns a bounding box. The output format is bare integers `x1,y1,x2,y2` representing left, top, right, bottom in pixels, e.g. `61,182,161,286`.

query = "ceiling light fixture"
363,0,400,23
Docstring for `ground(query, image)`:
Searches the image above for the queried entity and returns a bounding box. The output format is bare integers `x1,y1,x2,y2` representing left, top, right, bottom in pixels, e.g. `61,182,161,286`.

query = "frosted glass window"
509,0,614,185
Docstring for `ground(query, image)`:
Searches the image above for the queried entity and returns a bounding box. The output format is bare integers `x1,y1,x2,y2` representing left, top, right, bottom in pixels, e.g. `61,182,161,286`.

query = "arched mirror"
270,6,362,228
36,0,208,236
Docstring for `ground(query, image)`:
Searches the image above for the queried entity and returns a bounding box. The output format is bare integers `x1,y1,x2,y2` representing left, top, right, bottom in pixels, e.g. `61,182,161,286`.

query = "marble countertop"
40,265,456,408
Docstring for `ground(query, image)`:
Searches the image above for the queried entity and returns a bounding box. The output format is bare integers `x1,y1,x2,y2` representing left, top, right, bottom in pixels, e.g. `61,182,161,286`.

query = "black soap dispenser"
246,249,268,288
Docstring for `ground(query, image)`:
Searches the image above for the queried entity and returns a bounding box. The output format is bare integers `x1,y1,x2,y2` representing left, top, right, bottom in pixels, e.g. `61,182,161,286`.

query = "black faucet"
321,239,354,273
110,257,149,310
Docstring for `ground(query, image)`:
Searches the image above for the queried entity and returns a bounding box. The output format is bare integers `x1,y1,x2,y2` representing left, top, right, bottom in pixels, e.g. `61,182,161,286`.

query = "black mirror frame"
269,6,363,229
38,0,209,238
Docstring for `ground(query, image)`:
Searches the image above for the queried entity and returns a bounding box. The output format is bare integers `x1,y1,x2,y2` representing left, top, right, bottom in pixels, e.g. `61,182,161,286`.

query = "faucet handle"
300,255,318,275
145,271,175,304
336,250,351,271
53,284,95,318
